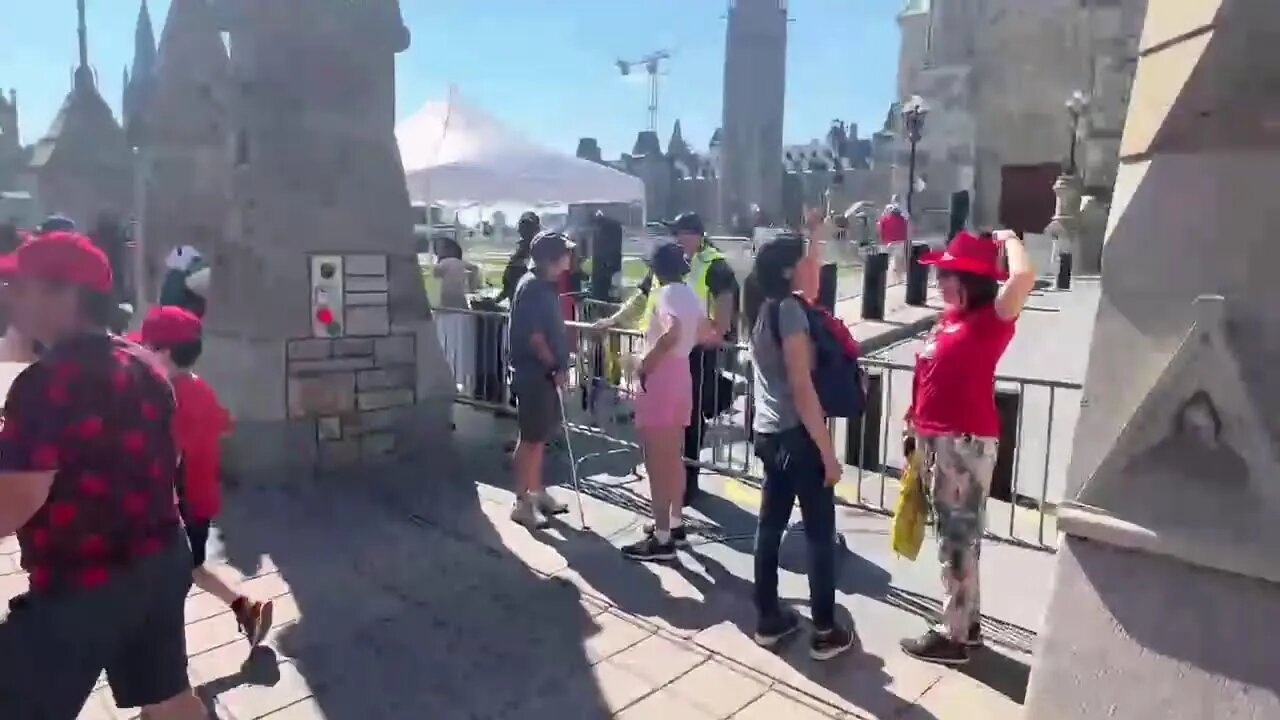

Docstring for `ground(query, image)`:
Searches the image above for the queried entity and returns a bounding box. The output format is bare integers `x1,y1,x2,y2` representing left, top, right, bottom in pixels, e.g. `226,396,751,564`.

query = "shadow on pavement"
205,421,613,719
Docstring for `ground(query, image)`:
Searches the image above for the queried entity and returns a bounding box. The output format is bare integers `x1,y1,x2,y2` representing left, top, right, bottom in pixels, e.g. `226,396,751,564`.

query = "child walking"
622,242,706,561
132,305,274,646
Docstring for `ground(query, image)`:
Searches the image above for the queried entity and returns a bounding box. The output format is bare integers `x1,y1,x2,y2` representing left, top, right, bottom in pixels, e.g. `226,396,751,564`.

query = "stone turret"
135,0,230,305
204,0,451,475
667,120,690,159
27,0,132,229
123,0,157,145
576,137,603,164
0,89,18,153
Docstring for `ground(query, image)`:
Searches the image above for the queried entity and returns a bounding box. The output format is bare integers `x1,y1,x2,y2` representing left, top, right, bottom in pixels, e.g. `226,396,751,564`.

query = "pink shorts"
634,355,692,429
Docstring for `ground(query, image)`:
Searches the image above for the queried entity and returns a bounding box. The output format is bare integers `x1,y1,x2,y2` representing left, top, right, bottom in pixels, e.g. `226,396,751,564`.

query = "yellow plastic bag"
892,452,926,560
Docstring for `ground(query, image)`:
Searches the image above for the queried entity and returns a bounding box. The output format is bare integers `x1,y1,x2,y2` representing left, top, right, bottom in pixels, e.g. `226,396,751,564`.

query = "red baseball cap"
0,232,113,293
919,231,1009,280
129,305,203,348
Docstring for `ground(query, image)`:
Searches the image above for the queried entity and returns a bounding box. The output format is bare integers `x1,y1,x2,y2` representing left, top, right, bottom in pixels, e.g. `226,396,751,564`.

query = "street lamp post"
1065,90,1089,176
902,95,929,307
1053,90,1090,290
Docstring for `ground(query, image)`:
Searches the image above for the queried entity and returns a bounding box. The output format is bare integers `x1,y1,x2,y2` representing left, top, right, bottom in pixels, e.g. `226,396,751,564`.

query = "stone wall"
286,333,417,468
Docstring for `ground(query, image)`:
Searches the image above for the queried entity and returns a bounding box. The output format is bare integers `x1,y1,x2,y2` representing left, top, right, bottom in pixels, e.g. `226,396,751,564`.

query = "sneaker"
235,599,275,648
964,621,984,648
534,490,569,517
810,625,856,661
753,606,801,648
621,535,678,563
642,522,689,547
901,630,970,666
510,498,547,530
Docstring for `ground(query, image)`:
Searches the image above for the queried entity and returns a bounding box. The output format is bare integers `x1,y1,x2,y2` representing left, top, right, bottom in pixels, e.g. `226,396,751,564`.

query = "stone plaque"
345,254,388,277
288,373,356,419
345,305,390,336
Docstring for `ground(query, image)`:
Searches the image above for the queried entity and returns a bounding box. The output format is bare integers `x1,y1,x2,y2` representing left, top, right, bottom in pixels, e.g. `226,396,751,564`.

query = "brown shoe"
235,599,275,647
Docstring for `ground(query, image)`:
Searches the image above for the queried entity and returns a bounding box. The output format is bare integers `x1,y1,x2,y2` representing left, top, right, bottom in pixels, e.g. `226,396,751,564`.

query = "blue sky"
1,0,902,158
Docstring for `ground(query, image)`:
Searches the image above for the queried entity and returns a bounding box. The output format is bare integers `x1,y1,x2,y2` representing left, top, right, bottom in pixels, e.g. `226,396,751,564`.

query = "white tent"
397,90,646,208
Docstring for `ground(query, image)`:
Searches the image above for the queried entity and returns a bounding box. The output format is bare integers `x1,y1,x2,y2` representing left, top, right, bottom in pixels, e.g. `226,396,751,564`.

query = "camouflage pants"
917,433,998,641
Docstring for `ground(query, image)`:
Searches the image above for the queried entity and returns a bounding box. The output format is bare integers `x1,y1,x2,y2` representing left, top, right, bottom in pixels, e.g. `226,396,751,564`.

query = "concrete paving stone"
607,634,709,687
258,696,326,718
591,659,665,714
731,689,842,720
213,659,318,720
186,611,253,656
903,668,1024,719
664,657,772,719
184,589,237,624
582,609,654,664
616,687,718,720
691,621,923,719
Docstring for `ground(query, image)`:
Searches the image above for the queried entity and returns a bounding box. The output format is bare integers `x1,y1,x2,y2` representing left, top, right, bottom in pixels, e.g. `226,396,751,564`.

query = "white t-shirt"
647,282,704,357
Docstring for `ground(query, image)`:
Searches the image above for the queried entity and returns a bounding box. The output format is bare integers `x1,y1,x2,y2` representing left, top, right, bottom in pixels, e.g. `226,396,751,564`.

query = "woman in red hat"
899,229,1036,666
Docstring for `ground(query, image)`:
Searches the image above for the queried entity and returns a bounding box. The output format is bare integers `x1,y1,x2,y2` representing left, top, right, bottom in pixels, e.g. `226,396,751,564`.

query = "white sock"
654,529,672,544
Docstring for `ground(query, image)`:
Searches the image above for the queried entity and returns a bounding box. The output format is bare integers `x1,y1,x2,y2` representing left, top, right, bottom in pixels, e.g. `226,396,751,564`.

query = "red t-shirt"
909,305,1016,438
171,373,231,521
878,212,907,245
0,334,181,594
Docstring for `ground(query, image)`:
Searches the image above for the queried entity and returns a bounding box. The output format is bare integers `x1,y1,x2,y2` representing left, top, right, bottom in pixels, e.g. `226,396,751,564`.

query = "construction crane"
615,50,672,132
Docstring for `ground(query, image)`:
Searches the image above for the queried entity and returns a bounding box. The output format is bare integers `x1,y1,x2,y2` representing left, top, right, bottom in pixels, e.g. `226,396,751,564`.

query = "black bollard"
905,242,929,306
817,262,838,311
1056,251,1073,290
861,251,888,320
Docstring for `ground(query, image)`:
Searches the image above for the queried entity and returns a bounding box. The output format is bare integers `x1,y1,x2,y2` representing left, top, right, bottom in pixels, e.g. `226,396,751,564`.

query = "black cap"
530,231,575,264
38,215,76,234
647,241,690,282
662,212,704,237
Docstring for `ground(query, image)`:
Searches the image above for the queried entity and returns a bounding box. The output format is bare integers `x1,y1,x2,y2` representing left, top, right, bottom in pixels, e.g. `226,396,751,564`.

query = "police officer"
594,212,738,503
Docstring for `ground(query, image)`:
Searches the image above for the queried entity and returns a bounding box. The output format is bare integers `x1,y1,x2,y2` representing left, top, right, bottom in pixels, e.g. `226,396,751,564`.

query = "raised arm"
994,230,1037,321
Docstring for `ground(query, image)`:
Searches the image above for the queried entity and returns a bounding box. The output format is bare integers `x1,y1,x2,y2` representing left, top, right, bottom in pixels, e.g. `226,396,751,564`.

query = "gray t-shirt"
751,296,813,434
507,273,569,379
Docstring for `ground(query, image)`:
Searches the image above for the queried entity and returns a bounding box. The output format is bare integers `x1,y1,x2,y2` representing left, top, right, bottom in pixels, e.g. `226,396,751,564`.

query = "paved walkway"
0,399,1050,720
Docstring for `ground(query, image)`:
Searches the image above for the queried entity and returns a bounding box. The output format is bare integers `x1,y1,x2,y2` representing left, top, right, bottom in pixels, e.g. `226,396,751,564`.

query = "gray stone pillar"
1024,1,1280,717
1044,173,1082,287
1076,193,1108,275
204,1,453,478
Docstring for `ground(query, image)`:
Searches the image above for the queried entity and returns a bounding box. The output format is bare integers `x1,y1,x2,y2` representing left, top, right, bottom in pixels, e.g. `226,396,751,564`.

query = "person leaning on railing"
899,229,1036,667
592,212,738,505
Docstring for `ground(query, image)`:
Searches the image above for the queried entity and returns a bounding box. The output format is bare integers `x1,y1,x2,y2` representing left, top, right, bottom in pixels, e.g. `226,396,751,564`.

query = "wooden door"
999,164,1060,236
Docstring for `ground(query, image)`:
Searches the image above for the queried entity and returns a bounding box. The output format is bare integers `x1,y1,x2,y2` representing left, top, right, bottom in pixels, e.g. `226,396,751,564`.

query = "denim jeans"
753,427,837,629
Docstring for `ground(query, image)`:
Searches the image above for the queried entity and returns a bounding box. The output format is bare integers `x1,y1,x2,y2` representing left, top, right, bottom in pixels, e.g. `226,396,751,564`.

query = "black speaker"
817,263,838,311
845,373,883,470
989,389,1022,503
948,190,970,241
590,213,623,303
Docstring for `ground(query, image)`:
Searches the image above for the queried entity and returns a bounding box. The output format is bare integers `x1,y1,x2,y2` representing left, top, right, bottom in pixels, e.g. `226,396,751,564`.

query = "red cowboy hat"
919,231,1008,280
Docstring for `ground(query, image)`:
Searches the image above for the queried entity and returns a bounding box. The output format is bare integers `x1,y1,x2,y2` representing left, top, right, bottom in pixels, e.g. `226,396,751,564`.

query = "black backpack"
769,296,866,419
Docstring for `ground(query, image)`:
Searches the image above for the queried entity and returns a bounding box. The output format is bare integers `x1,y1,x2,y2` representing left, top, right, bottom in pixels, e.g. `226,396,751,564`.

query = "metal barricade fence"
433,306,1080,551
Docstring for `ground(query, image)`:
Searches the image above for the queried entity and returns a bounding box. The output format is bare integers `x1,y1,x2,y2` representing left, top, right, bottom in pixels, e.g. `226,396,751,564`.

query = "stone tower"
26,0,132,229
0,90,18,154
123,0,157,145
204,0,452,474
1024,1,1280,717
136,0,230,304
719,0,788,229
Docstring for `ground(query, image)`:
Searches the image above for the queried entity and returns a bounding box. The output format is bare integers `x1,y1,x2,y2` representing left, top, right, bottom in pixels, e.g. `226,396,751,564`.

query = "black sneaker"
621,535,678,563
901,630,970,666
235,599,275,648
753,606,801,648
810,625,857,661
965,621,984,648
642,522,690,547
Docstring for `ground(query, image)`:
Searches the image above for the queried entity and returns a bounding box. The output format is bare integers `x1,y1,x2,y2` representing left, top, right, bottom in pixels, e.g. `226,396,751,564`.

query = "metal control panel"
310,255,345,338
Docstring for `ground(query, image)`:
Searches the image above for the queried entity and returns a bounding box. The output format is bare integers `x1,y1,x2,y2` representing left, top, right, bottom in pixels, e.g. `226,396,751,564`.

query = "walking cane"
555,385,589,530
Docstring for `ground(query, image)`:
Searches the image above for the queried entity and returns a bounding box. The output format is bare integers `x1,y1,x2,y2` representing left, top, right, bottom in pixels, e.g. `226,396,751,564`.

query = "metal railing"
432,305,1081,551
